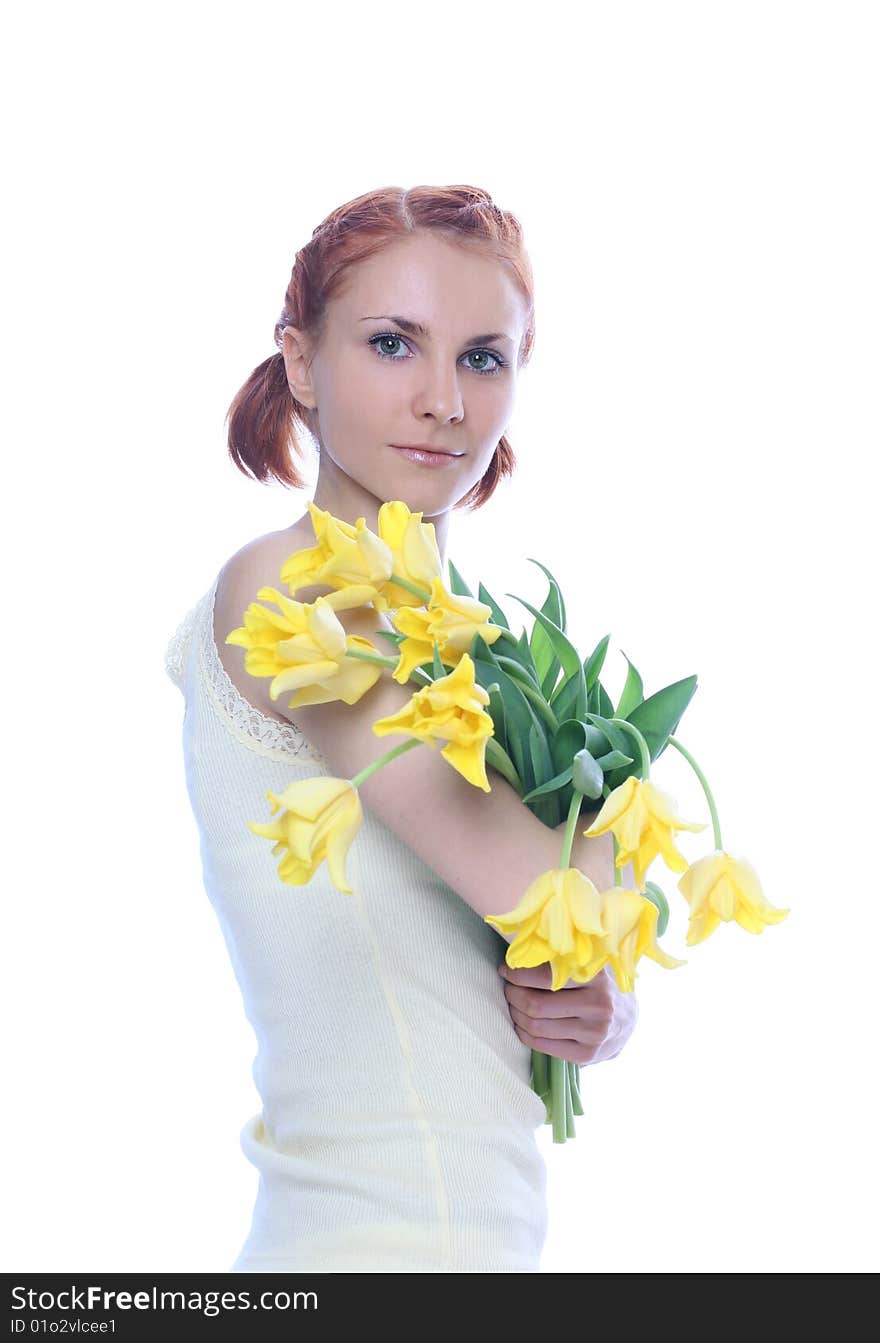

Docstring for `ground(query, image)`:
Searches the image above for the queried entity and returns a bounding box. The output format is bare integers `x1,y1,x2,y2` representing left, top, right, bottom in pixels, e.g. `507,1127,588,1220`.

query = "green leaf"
432,642,445,679
528,721,561,826
528,718,556,784
470,628,500,665
594,749,633,770
526,557,567,632
596,682,615,719
628,675,698,760
447,559,474,598
485,738,521,792
584,725,609,754
469,645,517,771
477,582,512,630
514,564,566,698
584,634,611,692
509,594,583,682
486,685,510,757
375,629,406,649
583,712,636,759
540,663,562,703
616,651,644,720
642,880,670,937
494,654,542,689
604,675,698,791
514,627,540,677
527,614,558,698
549,667,587,722
473,658,541,794
551,719,588,775
522,764,574,803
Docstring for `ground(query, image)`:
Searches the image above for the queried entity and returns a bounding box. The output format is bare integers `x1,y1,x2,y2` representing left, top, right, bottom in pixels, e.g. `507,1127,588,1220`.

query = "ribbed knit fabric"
164,574,548,1272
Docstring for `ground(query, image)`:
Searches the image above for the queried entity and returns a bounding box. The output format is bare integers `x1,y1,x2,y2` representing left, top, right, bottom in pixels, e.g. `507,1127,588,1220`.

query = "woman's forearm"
560,812,637,891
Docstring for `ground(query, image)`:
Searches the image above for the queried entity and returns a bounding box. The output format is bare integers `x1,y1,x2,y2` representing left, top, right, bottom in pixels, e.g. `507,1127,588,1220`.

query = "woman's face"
282,231,529,519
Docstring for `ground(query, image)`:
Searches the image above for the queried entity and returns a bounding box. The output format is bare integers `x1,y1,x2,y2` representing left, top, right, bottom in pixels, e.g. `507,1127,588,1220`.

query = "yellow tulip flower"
376,500,443,609
371,652,495,791
279,500,393,605
247,777,363,895
678,851,789,945
594,887,686,992
389,577,504,684
484,868,606,991
486,875,683,992
226,585,383,707
386,604,440,682
583,775,706,890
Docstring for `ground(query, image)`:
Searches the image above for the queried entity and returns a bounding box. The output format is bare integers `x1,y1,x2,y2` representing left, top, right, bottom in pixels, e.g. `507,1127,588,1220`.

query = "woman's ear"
281,325,317,409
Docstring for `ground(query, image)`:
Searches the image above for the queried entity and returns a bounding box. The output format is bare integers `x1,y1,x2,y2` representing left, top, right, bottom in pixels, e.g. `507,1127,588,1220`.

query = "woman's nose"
412,361,464,422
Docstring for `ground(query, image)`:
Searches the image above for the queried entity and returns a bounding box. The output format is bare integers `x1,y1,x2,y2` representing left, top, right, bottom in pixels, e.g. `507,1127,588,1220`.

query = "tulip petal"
270,660,340,698
582,776,640,836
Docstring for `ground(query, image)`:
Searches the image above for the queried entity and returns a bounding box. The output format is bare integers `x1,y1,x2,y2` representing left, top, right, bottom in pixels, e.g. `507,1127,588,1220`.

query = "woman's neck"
310,471,450,571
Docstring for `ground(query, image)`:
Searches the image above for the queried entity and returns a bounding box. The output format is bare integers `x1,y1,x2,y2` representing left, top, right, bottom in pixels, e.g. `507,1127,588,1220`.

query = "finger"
507,1003,609,1048
498,962,609,992
502,980,613,1019
498,962,554,989
510,1019,604,1066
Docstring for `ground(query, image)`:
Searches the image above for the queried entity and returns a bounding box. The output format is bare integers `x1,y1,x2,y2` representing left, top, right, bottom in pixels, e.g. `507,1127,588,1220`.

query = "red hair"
225,184,535,512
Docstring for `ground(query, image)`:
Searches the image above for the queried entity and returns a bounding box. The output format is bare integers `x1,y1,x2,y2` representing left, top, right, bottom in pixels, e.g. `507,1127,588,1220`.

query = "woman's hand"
498,962,638,1066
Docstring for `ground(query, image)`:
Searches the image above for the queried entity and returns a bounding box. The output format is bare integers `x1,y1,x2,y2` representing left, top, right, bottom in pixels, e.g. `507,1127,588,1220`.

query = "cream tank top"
164,574,548,1272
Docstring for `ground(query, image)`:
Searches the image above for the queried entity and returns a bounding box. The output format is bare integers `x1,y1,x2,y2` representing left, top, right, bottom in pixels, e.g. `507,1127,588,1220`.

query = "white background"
3,1,877,1274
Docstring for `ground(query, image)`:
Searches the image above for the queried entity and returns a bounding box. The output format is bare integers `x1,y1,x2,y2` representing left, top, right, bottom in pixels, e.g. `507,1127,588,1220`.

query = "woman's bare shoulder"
213,515,330,723
221,515,314,576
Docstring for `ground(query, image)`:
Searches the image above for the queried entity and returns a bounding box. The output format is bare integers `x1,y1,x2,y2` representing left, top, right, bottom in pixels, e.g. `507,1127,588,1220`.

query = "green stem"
532,1048,550,1103
612,833,623,886
345,646,436,687
541,787,590,1144
350,737,422,789
389,571,432,603
608,717,652,778
559,789,584,870
550,1056,567,1142
564,1062,575,1139
345,648,399,669
569,1061,584,1116
666,735,723,849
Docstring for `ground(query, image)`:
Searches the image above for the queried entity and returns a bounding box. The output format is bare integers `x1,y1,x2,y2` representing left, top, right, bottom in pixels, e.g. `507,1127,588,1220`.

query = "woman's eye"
462,350,503,376
371,334,407,358
368,333,505,377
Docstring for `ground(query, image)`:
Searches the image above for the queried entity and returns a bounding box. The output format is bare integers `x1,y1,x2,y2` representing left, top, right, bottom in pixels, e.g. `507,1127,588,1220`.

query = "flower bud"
572,748,604,799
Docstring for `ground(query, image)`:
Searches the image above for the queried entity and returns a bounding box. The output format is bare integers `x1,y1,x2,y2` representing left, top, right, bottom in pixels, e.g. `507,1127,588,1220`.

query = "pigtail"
225,350,312,489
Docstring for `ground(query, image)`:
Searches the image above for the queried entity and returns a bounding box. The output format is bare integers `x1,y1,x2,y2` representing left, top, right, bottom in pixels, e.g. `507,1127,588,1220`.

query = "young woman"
165,184,637,1273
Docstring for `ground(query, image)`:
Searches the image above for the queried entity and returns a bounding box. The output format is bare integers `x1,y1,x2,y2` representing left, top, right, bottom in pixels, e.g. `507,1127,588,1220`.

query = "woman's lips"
392,445,462,467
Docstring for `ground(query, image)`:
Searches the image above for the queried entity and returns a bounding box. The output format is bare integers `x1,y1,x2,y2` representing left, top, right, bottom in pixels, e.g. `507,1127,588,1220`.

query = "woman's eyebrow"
359,315,515,346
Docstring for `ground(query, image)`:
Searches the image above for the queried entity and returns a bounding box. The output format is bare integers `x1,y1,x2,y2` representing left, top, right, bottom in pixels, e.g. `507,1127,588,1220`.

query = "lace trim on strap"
199,574,331,767
164,596,203,693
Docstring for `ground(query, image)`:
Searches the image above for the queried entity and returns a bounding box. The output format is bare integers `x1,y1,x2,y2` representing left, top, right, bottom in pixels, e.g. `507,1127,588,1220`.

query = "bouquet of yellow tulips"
227,499,788,1143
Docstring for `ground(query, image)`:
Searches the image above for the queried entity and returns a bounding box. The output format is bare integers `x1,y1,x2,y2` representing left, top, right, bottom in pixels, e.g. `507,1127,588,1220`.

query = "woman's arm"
217,556,620,940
